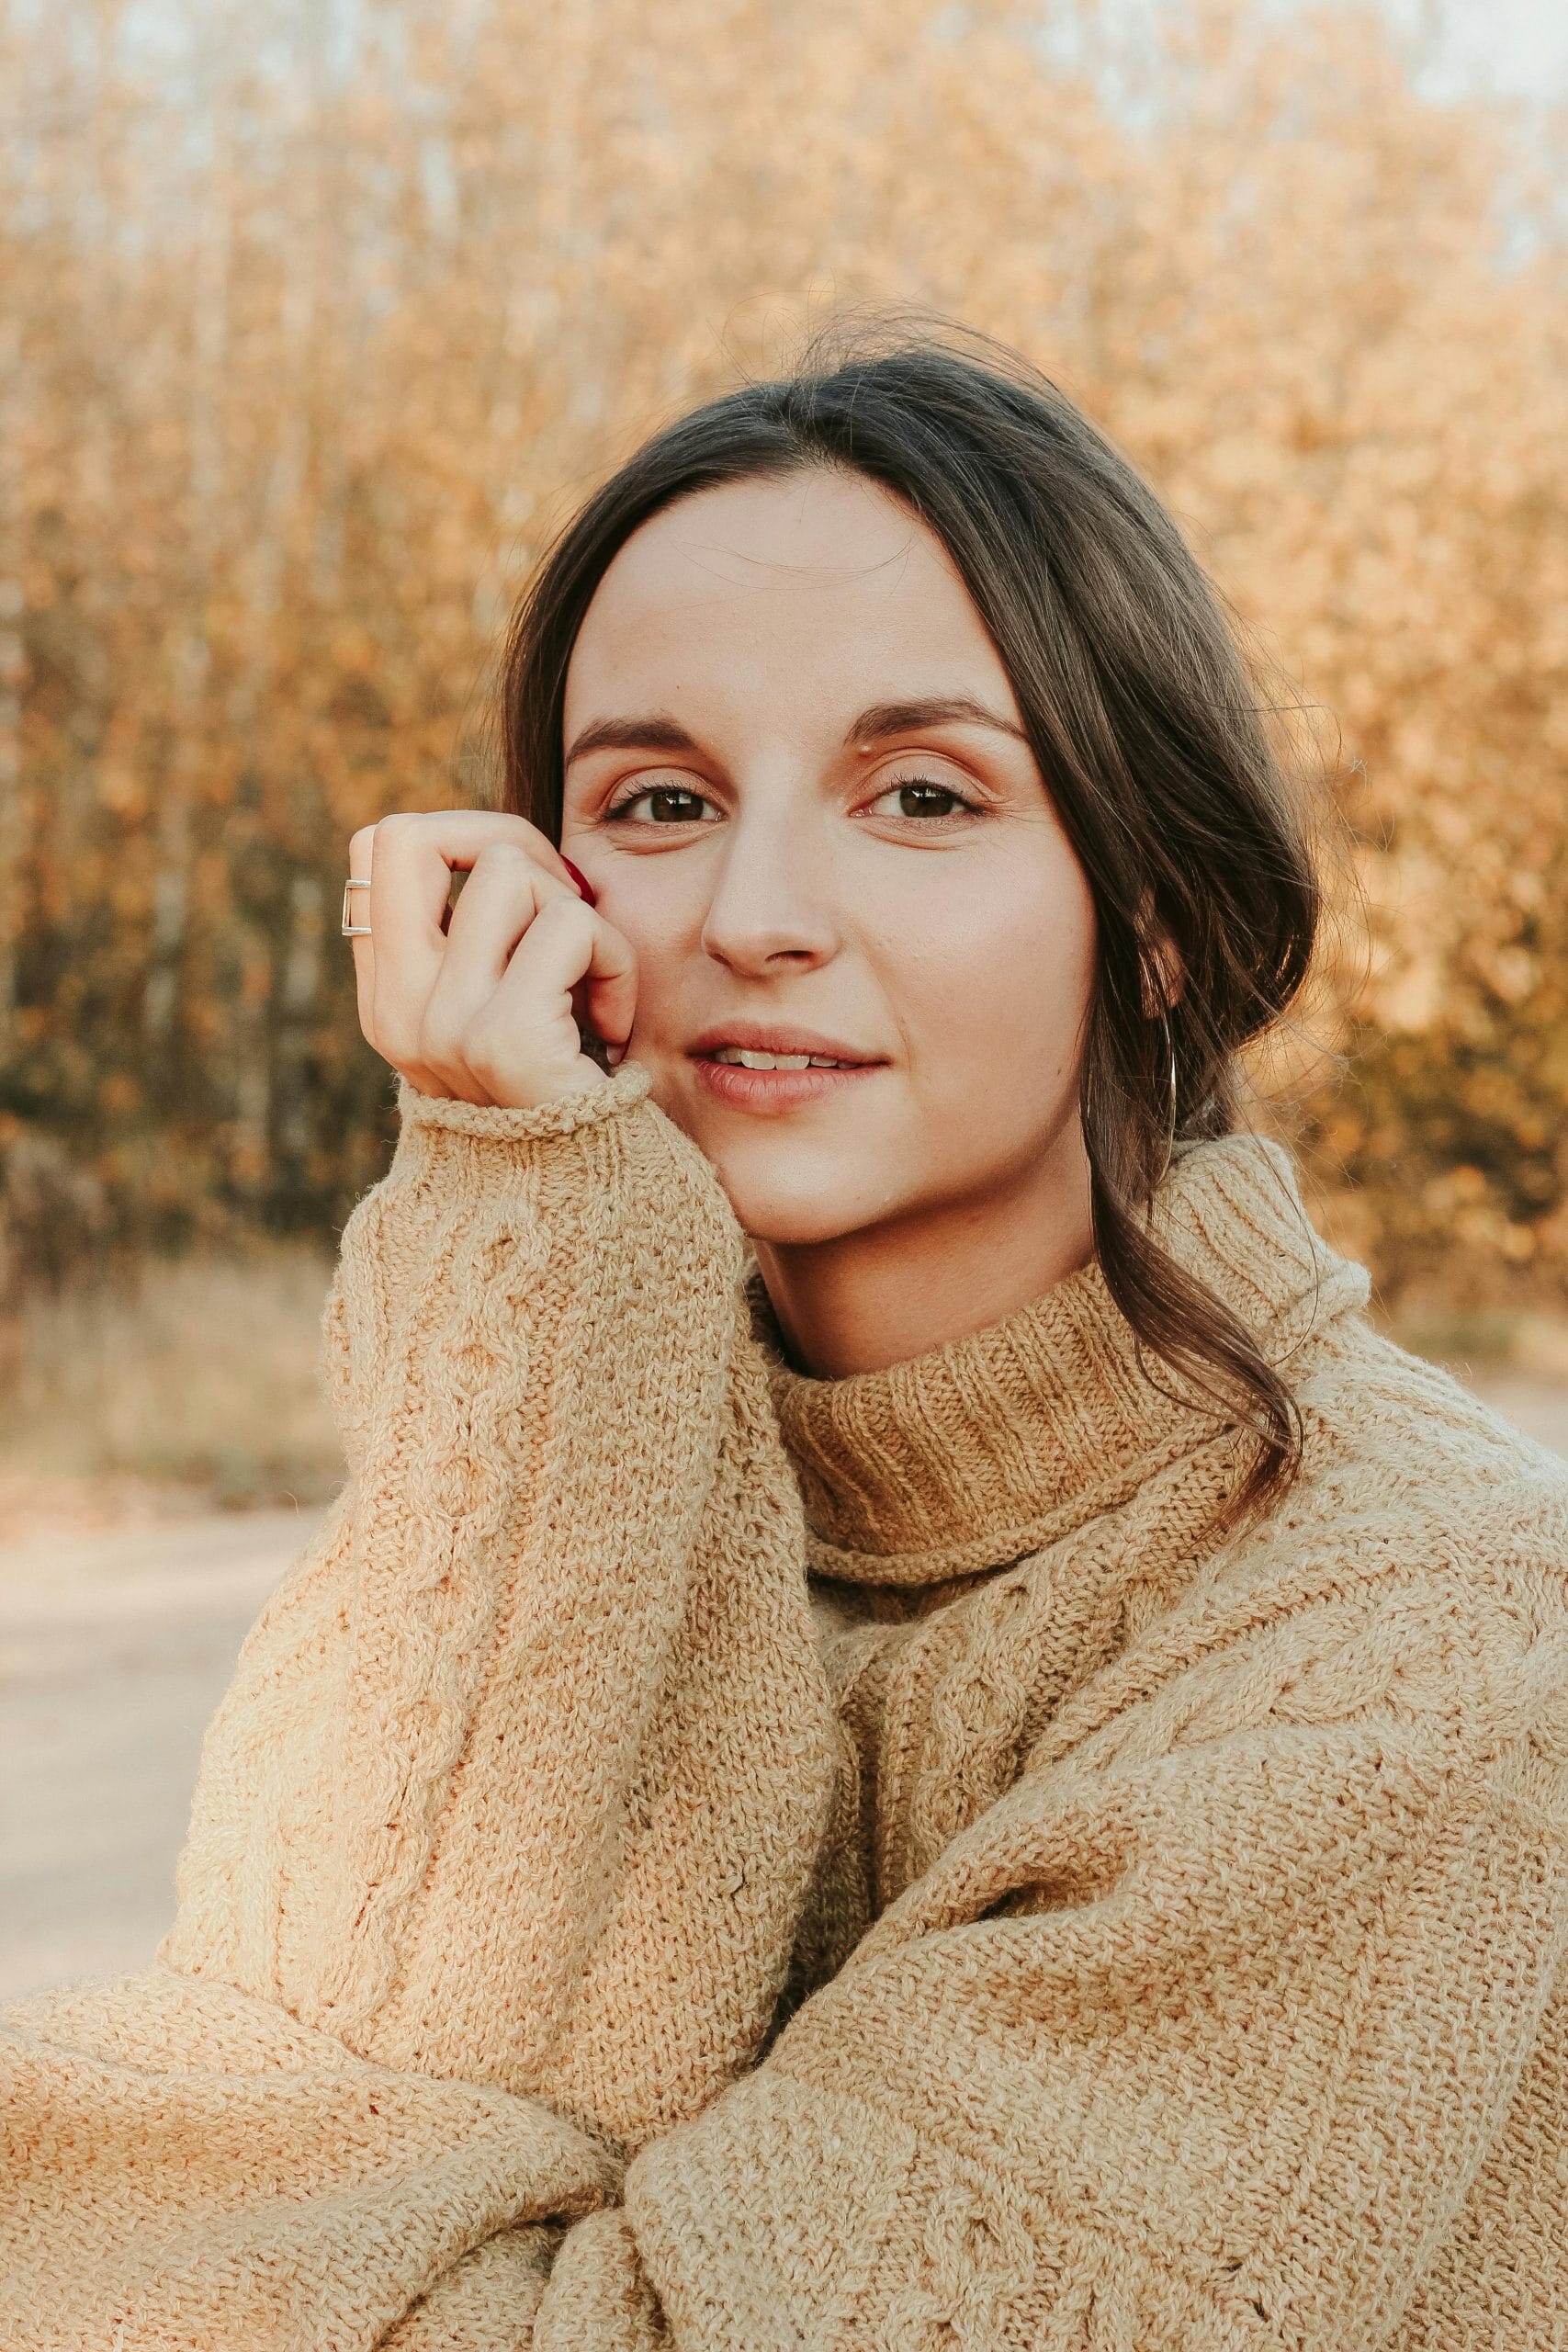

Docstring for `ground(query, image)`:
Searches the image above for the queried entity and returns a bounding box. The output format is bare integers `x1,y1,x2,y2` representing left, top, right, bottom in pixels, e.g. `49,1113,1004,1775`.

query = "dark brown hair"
499,311,1325,1531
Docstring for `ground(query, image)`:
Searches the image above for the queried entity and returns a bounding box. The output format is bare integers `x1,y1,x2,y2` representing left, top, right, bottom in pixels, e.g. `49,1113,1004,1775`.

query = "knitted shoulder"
1100,1329,1568,1756
1134,1446,1561,1794
1285,1313,1568,1547
1073,1460,1568,1783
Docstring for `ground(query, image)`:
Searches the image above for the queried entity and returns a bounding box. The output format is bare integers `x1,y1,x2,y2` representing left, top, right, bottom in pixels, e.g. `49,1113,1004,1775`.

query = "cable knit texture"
3,1067,1565,2349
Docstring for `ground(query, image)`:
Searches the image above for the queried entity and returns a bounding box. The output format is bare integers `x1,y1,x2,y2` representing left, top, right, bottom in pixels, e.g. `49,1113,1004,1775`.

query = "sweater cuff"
620,2069,937,2339
395,1060,654,1145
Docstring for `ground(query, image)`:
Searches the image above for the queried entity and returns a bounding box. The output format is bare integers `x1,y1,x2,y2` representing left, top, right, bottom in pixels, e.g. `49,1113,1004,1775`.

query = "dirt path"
5,1377,1566,2006
1,1506,325,2003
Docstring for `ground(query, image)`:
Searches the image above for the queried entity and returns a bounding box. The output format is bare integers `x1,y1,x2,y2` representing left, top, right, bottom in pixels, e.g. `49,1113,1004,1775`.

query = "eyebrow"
562,695,1030,771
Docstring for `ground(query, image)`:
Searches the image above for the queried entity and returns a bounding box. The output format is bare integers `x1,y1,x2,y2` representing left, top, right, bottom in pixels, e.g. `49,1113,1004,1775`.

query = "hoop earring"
1156,1006,1179,1186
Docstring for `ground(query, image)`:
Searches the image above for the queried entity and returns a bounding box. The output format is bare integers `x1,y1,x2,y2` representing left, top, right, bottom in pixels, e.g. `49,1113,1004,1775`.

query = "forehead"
562,468,1015,729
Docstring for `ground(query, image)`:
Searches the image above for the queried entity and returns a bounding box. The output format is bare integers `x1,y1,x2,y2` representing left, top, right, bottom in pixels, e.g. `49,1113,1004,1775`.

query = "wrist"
394,1059,653,1143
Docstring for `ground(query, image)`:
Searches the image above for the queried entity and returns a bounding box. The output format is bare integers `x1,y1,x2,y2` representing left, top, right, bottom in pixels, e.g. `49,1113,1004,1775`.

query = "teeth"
711,1047,852,1069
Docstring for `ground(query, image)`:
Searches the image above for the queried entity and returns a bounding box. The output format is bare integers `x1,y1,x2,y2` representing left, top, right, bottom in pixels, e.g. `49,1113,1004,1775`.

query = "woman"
6,320,1566,2350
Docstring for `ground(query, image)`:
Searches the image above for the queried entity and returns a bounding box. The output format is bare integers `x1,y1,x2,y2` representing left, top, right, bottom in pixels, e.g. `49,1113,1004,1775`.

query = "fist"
344,810,637,1110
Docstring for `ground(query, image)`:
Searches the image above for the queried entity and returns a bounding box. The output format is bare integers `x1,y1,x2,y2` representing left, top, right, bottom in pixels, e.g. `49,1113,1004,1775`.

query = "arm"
525,1548,1568,2350
0,1064,841,2351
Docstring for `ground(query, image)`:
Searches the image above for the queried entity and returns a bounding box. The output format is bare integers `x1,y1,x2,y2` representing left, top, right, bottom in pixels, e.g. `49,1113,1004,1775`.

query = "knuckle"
416,1007,460,1065
540,888,585,922
472,838,532,875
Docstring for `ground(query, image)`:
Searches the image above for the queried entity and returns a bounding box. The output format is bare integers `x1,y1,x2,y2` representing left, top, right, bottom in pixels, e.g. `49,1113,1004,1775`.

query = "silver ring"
341,877,373,938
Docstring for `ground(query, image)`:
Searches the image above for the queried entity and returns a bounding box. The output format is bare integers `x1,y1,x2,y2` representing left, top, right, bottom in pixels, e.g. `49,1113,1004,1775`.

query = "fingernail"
558,855,597,907
606,1044,626,1068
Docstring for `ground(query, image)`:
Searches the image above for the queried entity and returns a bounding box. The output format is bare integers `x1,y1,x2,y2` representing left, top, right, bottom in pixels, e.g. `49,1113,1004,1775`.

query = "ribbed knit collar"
745,1130,1371,1587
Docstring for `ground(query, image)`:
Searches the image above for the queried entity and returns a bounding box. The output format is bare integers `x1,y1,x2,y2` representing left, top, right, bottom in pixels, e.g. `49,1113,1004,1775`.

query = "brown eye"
868,777,986,822
604,786,718,824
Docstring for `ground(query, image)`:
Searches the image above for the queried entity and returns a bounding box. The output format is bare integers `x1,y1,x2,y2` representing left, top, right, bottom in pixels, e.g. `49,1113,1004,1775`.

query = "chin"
733,1199,865,1248
648,1080,897,1244
696,1144,882,1250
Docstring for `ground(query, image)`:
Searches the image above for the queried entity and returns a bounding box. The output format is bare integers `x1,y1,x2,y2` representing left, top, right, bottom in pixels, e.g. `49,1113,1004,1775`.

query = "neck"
748,1114,1097,1379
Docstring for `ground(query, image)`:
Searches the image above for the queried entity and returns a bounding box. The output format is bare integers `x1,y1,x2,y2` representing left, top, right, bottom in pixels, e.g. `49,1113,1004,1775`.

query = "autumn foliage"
2,0,1565,1322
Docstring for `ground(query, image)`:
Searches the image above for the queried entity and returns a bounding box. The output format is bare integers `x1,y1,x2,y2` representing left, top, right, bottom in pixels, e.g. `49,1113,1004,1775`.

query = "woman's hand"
345,810,637,1109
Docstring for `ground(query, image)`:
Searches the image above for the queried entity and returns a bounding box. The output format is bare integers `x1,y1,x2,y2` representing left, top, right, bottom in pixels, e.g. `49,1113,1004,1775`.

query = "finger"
420,842,581,1096
345,822,379,1045
366,811,581,1091
571,914,639,1061
468,894,639,1102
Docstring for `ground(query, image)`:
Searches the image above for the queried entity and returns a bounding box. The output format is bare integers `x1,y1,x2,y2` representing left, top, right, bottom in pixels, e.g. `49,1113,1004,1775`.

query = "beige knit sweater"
5,1064,1566,2350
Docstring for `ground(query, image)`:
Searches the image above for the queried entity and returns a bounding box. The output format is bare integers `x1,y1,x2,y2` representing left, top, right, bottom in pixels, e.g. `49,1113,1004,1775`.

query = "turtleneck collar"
744,1130,1371,1588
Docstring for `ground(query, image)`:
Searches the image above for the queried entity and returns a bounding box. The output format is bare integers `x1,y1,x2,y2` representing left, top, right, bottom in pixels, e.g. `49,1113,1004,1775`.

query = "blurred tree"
0,0,1563,1313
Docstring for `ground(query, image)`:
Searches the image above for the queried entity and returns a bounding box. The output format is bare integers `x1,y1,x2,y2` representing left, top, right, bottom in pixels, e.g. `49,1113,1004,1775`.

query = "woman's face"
558,467,1098,1249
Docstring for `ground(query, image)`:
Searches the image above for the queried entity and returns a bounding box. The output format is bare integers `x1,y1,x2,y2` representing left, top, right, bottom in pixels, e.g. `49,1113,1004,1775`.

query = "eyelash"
600,776,989,827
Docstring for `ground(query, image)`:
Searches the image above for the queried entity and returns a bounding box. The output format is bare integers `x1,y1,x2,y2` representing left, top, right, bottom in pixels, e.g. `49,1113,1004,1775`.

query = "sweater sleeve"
525,1545,1568,2351
0,1064,842,2352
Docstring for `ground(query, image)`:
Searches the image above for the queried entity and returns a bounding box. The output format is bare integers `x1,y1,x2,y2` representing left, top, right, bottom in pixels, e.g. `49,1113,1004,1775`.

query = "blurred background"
3,0,1565,1995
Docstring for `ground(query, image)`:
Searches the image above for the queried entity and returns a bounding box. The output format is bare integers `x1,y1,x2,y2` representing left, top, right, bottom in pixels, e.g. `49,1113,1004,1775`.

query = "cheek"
884,865,1097,1083
595,879,693,1019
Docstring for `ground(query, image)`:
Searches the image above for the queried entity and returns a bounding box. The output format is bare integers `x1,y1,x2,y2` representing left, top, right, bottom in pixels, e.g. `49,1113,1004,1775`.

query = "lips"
689,1054,886,1115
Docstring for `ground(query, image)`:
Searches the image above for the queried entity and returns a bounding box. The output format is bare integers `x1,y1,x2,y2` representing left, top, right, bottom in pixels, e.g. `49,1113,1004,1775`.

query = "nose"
699,807,840,977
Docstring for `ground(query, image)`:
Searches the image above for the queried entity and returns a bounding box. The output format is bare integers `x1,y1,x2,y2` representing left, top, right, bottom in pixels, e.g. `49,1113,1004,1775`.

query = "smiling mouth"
706,1047,864,1069
690,1054,886,1112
